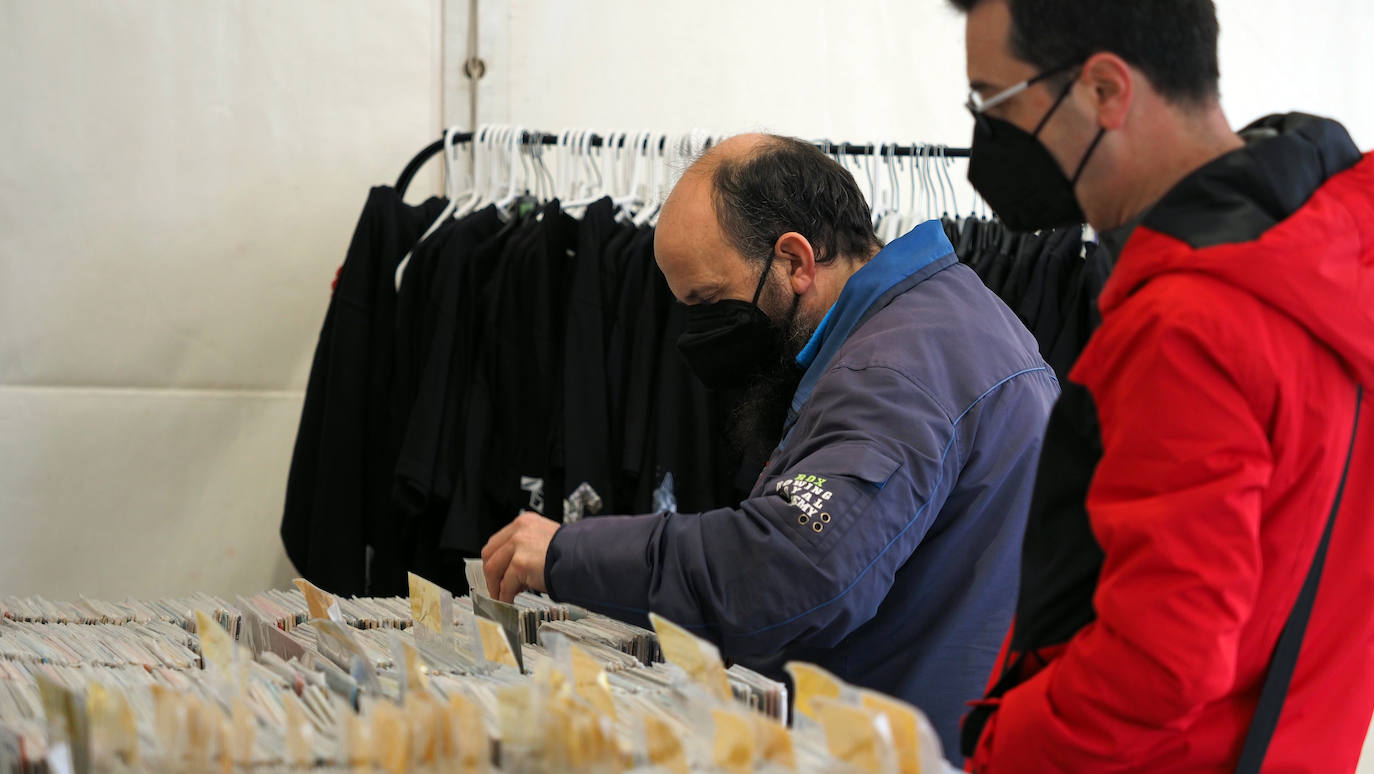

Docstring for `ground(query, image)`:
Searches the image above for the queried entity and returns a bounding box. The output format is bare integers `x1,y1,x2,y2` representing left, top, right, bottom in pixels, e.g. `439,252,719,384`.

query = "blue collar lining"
782,221,957,441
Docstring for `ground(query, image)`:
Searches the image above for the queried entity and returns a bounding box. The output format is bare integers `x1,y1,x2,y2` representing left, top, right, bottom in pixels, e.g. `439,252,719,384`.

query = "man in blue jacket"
483,133,1057,759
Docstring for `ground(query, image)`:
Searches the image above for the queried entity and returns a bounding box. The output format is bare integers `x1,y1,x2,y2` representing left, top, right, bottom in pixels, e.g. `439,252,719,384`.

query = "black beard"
722,295,812,466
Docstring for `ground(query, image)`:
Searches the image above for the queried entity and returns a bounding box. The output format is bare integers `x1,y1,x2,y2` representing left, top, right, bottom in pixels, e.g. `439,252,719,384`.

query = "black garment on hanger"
392,221,455,416
363,206,510,595
288,153,777,593
606,226,656,512
435,211,524,495
595,222,639,512
281,187,446,597
1001,230,1042,306
392,206,504,516
1021,231,1070,352
478,203,581,524
948,216,1105,382
1045,241,1110,378
621,230,672,511
562,198,618,514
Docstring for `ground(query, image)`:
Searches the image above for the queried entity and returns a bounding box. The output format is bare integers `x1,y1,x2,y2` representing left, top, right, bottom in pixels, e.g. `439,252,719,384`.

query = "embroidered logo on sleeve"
776,474,837,533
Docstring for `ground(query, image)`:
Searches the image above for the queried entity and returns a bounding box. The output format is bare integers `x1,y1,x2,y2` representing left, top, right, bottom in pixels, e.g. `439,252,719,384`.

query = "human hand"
479,511,560,603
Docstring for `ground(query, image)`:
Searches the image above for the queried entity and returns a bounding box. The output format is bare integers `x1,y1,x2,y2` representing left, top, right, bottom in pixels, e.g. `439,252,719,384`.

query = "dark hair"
709,136,881,266
948,0,1221,104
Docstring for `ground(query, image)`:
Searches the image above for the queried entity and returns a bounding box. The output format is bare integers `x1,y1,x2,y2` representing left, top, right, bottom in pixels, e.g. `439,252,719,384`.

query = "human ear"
774,232,817,296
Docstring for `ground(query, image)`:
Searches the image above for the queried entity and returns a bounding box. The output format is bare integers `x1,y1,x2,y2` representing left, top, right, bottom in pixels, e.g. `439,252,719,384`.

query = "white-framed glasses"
966,61,1082,125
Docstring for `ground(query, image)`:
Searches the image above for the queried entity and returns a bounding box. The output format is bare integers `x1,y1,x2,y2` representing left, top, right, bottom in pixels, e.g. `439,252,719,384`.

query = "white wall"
452,0,1372,184
448,0,981,211
0,0,442,599
496,3,969,142
1216,0,1373,145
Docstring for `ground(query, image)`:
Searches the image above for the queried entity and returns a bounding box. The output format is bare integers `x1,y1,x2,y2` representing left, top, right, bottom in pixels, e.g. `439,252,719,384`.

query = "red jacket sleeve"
973,285,1275,771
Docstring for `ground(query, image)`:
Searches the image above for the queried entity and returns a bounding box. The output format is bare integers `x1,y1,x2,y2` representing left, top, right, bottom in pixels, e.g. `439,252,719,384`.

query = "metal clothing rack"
394,131,971,197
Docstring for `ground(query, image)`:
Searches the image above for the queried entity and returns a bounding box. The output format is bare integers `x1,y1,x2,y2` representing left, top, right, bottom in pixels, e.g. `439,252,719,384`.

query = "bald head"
655,133,787,306
684,132,776,176
654,132,881,312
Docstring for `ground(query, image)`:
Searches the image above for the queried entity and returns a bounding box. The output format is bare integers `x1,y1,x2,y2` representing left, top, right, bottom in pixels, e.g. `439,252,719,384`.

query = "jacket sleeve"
544,363,964,658
972,300,1275,771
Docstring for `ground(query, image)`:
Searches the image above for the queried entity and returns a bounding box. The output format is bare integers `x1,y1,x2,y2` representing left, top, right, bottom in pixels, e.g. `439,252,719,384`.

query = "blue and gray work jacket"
546,221,1059,761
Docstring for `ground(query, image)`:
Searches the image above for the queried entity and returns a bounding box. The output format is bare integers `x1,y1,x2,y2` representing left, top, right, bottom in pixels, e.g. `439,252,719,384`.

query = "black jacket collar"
1139,113,1363,250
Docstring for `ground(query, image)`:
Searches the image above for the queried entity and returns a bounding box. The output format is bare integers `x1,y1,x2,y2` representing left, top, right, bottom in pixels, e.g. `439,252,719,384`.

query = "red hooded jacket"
965,114,1374,772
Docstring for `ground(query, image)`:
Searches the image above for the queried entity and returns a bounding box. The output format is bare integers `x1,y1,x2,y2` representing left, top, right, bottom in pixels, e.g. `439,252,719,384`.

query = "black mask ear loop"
749,253,778,306
1071,128,1107,186
1031,74,1078,137
1034,71,1107,189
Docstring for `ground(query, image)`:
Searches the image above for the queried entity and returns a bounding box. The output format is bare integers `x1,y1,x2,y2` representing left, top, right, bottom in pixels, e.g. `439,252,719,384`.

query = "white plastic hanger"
584,130,605,199
650,131,705,227
919,145,935,223
601,129,630,210
562,130,611,213
495,126,525,215
897,149,914,238
917,145,933,222
496,125,515,202
601,129,623,203
895,143,917,236
579,130,599,194
879,143,904,242
632,133,668,228
937,146,961,219
441,127,462,202
650,132,685,227
857,143,880,230
656,130,687,219
939,146,955,218
929,145,948,220
887,147,906,239
894,145,911,240
630,133,657,227
834,142,857,211
888,144,903,214
870,144,889,223
452,124,496,220
582,130,605,199
838,142,877,233
871,143,889,240
551,128,569,203
612,131,648,220
519,132,539,203
478,124,510,212
644,130,667,215
395,125,469,291
562,129,582,201
969,144,989,220
528,130,554,204
600,130,622,201
537,134,556,203
525,130,551,205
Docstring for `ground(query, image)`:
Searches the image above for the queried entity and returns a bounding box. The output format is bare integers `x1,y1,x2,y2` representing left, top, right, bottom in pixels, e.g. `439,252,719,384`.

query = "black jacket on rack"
562,198,616,513
280,187,446,597
284,179,746,596
945,217,1112,381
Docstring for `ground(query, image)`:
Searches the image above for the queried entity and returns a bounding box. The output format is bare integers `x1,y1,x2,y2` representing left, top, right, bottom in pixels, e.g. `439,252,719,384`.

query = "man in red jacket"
949,1,1374,772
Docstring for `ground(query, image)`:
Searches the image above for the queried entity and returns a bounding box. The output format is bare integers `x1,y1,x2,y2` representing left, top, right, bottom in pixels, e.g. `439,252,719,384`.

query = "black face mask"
676,255,789,390
968,73,1107,233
